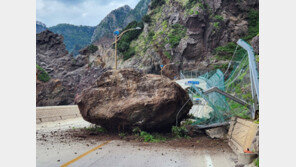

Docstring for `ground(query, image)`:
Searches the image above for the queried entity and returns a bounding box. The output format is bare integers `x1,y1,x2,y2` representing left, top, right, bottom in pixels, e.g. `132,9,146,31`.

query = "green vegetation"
214,42,237,59
254,158,259,167
168,24,186,47
213,22,220,29
132,127,166,142
213,63,229,71
150,0,166,9
214,42,246,61
148,31,155,41
117,21,144,60
139,131,166,142
119,132,127,138
36,64,50,82
49,24,95,55
244,9,259,41
214,15,224,21
84,126,106,133
171,126,190,138
229,101,250,119
185,0,199,9
142,14,152,23
86,44,98,54
123,47,136,61
164,51,172,59
223,52,255,119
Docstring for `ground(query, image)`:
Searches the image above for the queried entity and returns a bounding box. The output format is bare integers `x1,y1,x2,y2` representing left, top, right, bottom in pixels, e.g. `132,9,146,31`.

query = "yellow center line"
61,140,112,167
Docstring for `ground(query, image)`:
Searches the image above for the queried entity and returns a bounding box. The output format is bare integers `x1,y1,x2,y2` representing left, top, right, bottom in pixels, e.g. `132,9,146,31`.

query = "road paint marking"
205,154,214,167
61,140,111,167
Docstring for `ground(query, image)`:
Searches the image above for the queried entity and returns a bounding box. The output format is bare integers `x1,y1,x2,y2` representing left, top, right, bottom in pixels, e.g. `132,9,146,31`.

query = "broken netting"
180,39,258,125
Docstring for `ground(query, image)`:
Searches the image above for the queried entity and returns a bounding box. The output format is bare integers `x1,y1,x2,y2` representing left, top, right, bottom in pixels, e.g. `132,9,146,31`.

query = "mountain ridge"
91,0,151,43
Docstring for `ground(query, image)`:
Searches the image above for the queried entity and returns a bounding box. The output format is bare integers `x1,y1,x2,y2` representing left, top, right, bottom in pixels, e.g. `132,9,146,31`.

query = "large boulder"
75,69,193,132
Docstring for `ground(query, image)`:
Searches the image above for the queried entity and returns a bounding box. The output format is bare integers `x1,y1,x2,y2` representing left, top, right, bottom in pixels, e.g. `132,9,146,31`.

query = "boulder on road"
75,69,193,132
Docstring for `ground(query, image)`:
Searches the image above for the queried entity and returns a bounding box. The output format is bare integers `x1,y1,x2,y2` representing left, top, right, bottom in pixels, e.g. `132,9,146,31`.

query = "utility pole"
115,35,118,70
113,27,142,70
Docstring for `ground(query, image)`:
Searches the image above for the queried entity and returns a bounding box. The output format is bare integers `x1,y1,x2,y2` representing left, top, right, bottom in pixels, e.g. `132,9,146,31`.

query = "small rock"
205,127,227,139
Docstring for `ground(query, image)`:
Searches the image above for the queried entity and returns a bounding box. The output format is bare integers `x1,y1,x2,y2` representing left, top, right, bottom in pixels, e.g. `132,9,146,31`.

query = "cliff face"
91,0,151,43
101,0,259,79
91,5,133,43
36,30,106,106
36,0,259,106
36,21,47,34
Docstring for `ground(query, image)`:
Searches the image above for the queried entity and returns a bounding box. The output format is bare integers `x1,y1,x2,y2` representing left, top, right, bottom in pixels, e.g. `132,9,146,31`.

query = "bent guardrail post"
237,39,259,119
237,39,259,101
203,87,251,109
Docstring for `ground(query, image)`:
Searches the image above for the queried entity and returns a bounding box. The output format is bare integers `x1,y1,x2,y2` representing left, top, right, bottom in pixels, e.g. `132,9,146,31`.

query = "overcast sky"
37,0,140,27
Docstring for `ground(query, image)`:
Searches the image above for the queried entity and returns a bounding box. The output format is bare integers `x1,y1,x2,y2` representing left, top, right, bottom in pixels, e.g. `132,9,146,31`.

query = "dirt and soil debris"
37,125,231,152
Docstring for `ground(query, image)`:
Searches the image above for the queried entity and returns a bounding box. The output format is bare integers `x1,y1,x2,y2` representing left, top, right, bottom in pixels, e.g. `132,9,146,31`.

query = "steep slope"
111,0,259,79
91,5,132,43
36,21,47,34
48,24,95,56
36,30,106,106
126,0,151,23
91,0,151,43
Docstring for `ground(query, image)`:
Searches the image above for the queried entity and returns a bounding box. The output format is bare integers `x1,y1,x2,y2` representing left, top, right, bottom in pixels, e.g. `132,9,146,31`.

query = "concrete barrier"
36,105,81,124
228,117,259,164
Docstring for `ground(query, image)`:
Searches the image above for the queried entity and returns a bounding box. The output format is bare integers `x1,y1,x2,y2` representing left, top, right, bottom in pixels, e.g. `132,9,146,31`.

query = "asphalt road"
36,118,238,167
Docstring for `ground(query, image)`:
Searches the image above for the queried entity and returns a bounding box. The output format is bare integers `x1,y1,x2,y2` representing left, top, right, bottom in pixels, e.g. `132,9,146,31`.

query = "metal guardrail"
237,39,259,102
237,39,259,119
203,87,251,109
179,39,259,120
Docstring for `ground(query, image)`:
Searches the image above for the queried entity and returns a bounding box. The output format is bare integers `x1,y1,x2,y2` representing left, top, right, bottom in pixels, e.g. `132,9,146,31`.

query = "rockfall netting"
180,39,258,125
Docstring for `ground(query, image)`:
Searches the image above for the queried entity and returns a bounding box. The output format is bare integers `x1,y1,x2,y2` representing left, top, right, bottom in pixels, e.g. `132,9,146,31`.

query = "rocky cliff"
96,0,259,79
36,30,106,106
36,0,259,107
91,0,151,43
36,21,47,34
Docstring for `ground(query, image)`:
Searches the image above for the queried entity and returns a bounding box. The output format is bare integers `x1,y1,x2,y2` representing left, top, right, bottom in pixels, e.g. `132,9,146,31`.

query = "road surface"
37,118,239,167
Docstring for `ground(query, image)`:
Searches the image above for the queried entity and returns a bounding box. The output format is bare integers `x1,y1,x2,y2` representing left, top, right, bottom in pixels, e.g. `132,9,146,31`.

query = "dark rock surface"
36,30,107,106
251,35,259,55
102,0,259,79
75,69,192,132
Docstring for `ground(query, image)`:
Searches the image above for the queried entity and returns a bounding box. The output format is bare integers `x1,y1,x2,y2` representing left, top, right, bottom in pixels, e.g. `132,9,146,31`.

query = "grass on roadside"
84,125,106,133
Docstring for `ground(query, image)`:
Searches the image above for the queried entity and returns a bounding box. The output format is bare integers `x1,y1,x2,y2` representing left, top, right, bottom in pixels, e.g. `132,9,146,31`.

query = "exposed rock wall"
94,0,259,79
36,30,107,106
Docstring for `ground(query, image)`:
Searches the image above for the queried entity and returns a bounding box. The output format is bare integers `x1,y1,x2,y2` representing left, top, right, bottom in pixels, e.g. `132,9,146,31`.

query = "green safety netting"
181,40,257,125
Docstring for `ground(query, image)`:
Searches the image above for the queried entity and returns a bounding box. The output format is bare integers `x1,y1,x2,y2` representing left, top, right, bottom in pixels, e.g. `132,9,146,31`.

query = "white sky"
36,0,140,27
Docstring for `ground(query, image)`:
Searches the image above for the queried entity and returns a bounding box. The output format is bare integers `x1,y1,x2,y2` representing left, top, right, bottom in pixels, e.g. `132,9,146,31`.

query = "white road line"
205,154,214,167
